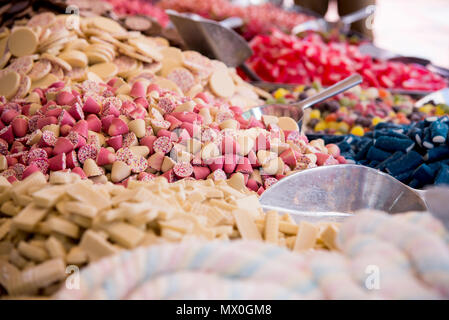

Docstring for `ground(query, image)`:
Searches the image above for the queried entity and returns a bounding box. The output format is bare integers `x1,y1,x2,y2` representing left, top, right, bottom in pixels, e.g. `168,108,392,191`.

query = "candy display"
0,12,266,109
54,210,449,299
0,0,448,302
269,85,449,135
246,31,447,91
309,116,449,188
0,172,341,297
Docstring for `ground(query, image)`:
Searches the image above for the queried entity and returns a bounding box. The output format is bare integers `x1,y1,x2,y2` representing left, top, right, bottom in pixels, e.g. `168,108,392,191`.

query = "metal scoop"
260,164,449,229
291,5,376,35
242,74,362,129
415,88,449,107
166,10,260,81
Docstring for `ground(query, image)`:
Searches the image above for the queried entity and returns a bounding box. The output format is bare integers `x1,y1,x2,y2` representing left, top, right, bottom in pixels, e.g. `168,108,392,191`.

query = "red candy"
246,31,447,91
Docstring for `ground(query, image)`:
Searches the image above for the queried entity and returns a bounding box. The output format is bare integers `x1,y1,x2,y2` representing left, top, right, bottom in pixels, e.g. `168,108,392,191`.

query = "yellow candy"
314,121,327,132
372,116,383,126
273,88,289,100
350,125,364,136
328,121,339,131
339,107,348,114
310,109,321,119
388,111,396,118
436,106,445,116
338,122,349,133
335,131,343,135
293,85,304,93
418,104,433,114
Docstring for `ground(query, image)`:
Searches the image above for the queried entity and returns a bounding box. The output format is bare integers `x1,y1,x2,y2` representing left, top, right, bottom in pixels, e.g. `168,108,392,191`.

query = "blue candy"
422,127,434,149
336,141,352,153
373,129,409,140
375,151,404,171
393,170,413,183
430,120,448,144
385,150,423,176
435,164,449,186
412,164,435,185
374,136,415,152
366,146,391,162
355,140,373,161
424,146,449,162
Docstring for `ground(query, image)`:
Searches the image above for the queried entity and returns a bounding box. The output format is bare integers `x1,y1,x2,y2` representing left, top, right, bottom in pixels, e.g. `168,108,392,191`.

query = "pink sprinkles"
173,161,193,178
77,144,98,164
153,136,172,154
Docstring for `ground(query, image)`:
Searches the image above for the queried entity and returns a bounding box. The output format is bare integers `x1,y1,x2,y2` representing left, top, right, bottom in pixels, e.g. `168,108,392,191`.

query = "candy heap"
309,116,449,188
0,75,345,191
157,0,313,40
54,210,449,299
246,31,447,91
0,172,340,297
0,12,265,109
270,85,449,136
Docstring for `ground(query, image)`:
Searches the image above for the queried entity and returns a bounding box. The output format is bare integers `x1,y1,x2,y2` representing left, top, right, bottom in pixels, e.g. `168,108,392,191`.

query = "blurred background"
319,0,449,68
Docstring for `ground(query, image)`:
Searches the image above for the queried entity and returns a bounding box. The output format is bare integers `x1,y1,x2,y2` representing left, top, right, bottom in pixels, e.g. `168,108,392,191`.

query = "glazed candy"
269,85,449,136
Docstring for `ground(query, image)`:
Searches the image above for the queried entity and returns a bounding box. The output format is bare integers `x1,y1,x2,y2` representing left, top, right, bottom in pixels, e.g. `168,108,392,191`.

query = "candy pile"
157,0,313,40
54,210,449,299
269,85,449,136
0,77,344,191
309,116,449,188
0,12,266,109
0,172,340,297
246,31,447,91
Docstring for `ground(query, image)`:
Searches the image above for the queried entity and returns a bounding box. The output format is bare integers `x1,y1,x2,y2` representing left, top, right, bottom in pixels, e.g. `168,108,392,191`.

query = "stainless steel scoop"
242,74,362,129
166,10,260,81
415,88,449,107
291,5,376,35
260,164,449,229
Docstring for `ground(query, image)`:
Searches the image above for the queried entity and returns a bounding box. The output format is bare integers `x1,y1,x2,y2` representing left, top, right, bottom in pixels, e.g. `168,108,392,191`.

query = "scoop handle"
340,5,376,25
296,74,363,111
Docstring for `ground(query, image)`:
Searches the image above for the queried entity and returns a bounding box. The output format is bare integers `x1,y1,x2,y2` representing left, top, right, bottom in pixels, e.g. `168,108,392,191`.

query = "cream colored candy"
0,70,20,99
28,60,51,81
232,209,262,241
12,75,31,99
30,73,59,90
278,116,300,132
209,69,235,98
264,211,279,244
293,222,319,252
58,50,88,68
91,16,127,35
128,37,163,62
88,62,118,80
8,27,38,57
160,47,183,76
40,53,72,72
